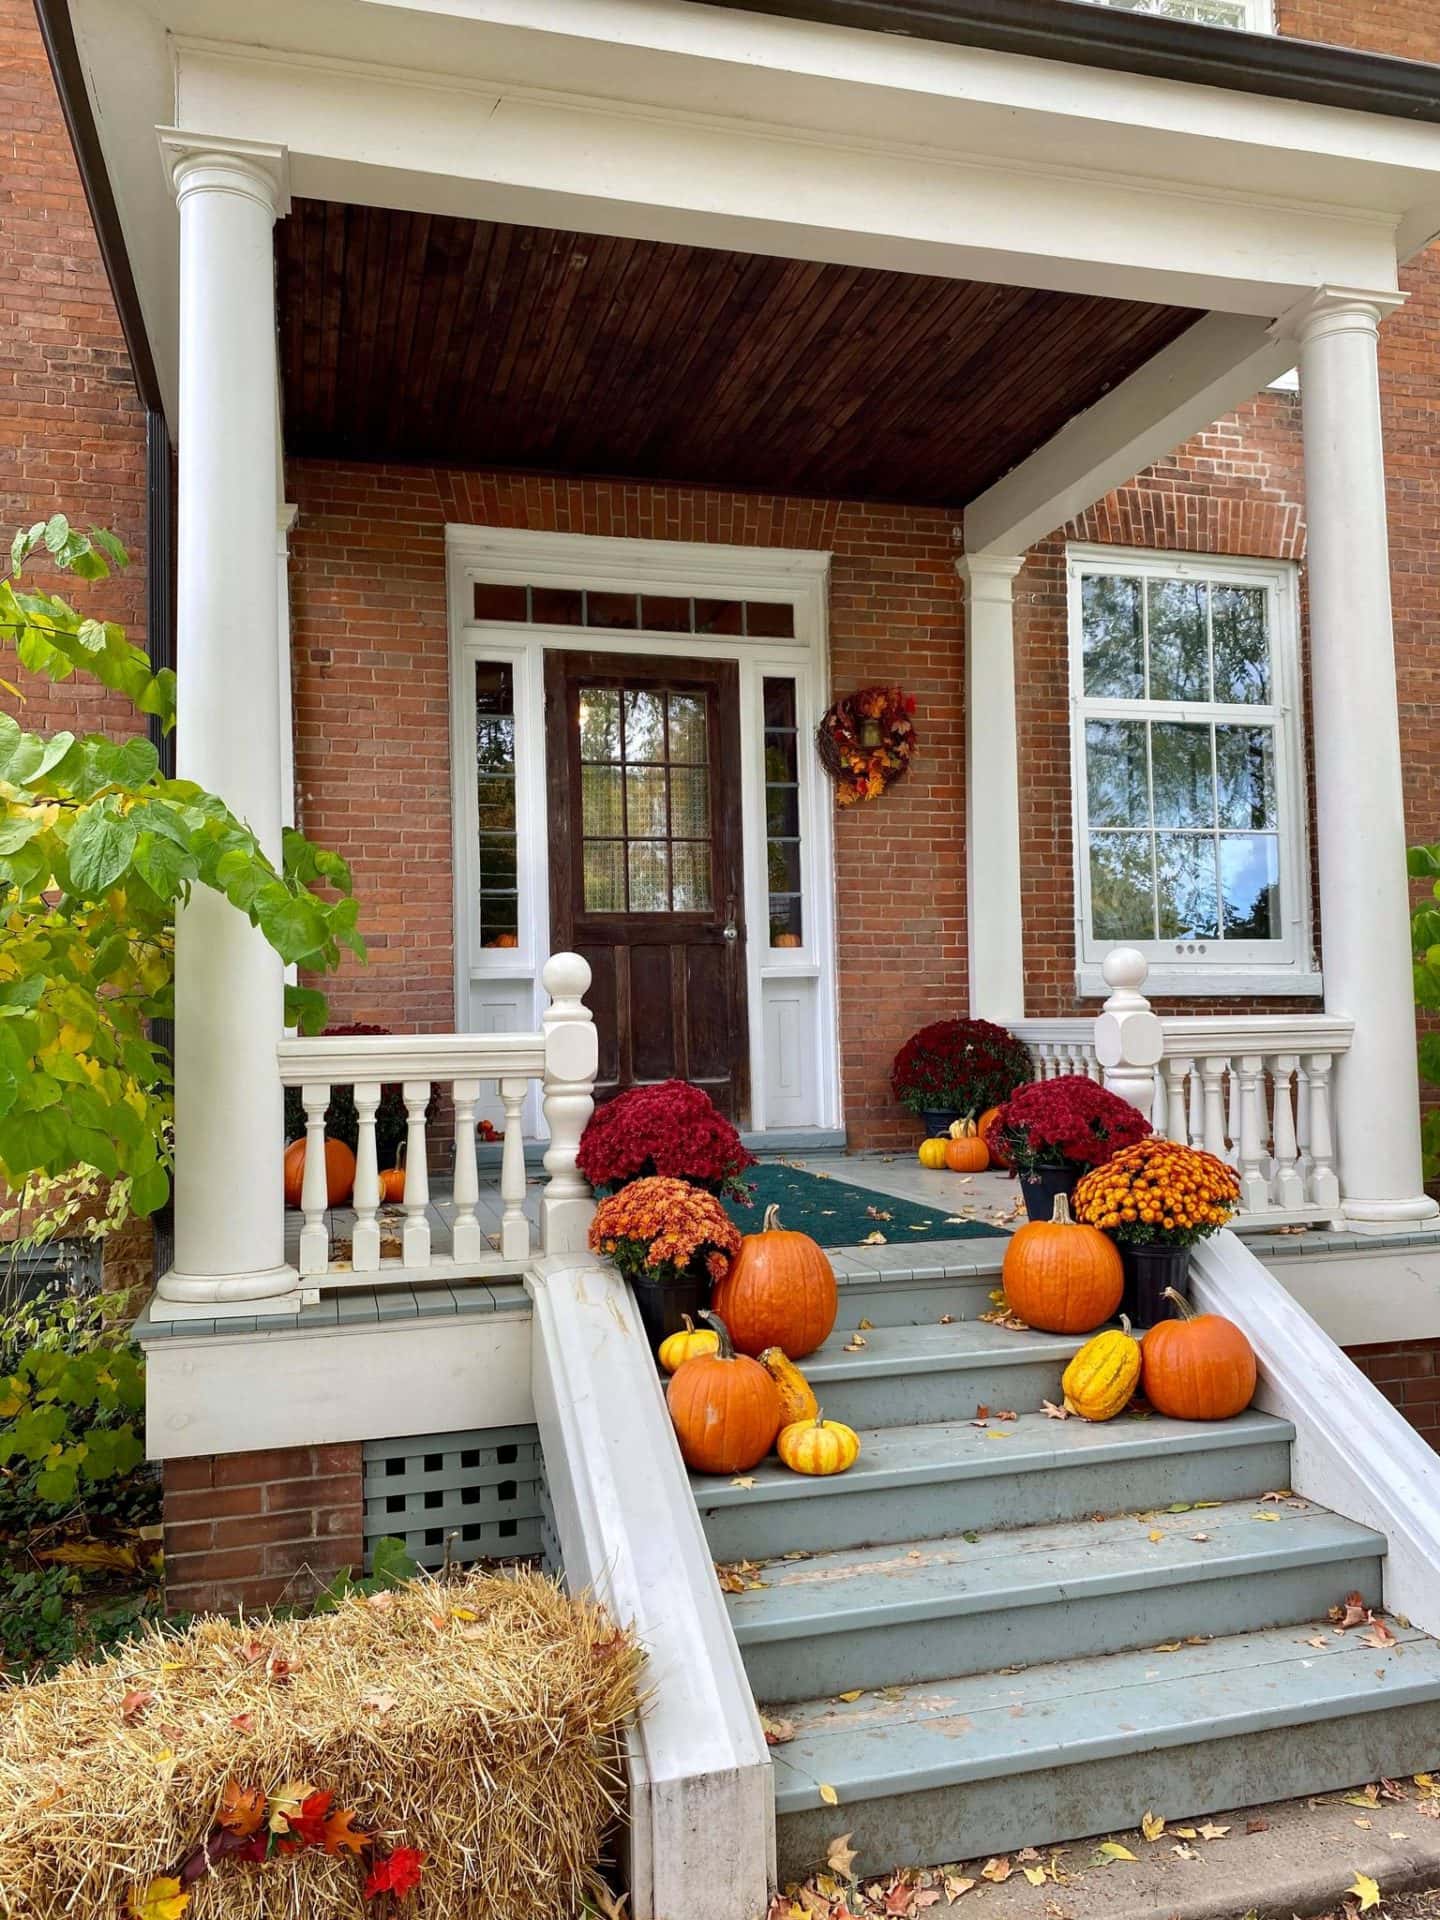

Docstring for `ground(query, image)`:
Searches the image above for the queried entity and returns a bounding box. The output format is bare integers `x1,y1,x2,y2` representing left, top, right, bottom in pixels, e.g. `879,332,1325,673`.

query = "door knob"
723,922,738,942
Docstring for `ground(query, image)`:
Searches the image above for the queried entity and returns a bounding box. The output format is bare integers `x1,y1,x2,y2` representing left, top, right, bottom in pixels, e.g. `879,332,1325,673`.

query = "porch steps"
688,1273,1440,1885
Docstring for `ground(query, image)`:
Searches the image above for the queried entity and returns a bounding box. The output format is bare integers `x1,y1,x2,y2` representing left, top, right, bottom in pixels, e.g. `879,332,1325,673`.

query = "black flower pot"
919,1108,963,1140
1018,1164,1081,1222
629,1269,711,1354
1120,1244,1192,1329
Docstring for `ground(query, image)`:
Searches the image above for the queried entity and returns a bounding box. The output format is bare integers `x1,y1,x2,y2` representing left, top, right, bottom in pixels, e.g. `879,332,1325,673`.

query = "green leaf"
87,526,130,570
129,1163,170,1217
369,1535,420,1588
253,883,327,964
66,804,137,894
42,514,71,555
0,976,45,1010
133,831,195,902
10,522,45,575
285,984,329,1035
0,815,42,856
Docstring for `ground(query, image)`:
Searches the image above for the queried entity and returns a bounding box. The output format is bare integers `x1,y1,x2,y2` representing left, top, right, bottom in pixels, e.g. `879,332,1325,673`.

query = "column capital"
158,128,290,219
956,552,1024,601
1272,284,1407,349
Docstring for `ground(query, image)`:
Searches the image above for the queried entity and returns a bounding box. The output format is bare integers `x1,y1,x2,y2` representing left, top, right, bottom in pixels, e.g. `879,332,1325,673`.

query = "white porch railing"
1012,953,1355,1230
276,953,598,1289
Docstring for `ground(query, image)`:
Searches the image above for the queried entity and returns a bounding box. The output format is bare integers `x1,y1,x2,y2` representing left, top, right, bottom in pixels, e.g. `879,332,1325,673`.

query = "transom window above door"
1068,547,1313,997
579,686,715,914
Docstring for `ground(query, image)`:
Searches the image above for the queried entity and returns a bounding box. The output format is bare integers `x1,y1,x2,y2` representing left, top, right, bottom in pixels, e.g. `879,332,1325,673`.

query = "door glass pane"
668,694,709,764
1147,579,1209,701
1156,834,1220,939
583,841,624,912
766,786,800,838
1082,574,1144,698
1212,586,1271,703
1220,834,1280,937
475,663,519,950
1090,832,1154,940
578,689,620,761
1150,722,1215,828
1215,726,1277,829
670,767,710,839
767,839,802,892
623,690,666,762
625,766,668,838
1085,719,1148,827
628,842,669,911
581,765,623,837
672,841,713,912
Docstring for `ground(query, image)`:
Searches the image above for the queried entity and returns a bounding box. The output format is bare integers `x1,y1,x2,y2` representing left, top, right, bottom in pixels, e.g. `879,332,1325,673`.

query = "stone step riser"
773,1697,1440,1885
833,1275,1001,1329
812,1357,1073,1430
741,1549,1383,1703
700,1435,1294,1562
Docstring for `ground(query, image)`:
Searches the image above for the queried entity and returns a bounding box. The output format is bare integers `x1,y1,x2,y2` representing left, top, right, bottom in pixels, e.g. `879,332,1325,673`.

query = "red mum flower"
366,1848,427,1899
986,1075,1151,1174
577,1080,755,1201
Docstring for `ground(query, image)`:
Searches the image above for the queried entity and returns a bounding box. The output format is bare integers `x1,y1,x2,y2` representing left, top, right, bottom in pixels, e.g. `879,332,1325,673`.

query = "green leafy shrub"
1408,841,1440,1180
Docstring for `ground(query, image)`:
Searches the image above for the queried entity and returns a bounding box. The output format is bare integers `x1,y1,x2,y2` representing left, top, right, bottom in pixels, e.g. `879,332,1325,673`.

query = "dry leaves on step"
944,1875,977,1900
760,1714,796,1746
844,1335,868,1353
819,1784,840,1807
861,1233,887,1246
715,1560,767,1593
1345,1786,1381,1809
1172,1843,1199,1861
858,1319,874,1330
836,1690,865,1703
1041,1401,1071,1421
1197,1822,1229,1840
731,1477,757,1490
980,1857,1012,1883
1361,1617,1398,1650
1347,1872,1382,1912
1332,1591,1372,1630
1140,1812,1166,1842
826,1834,859,1883
1246,1817,1270,1834
1262,1488,1295,1502
1092,1841,1137,1865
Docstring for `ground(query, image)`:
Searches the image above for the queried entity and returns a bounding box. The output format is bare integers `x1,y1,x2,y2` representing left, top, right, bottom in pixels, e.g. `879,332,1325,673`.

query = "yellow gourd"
658,1314,720,1374
776,1410,861,1477
1061,1316,1141,1422
917,1138,949,1169
758,1348,820,1426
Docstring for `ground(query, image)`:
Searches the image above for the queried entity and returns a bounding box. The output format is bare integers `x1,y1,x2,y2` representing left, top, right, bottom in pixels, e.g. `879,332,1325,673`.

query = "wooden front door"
545,651,750,1120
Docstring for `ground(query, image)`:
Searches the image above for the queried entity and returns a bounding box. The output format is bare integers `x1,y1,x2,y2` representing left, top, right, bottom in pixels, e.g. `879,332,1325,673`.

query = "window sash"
1071,0,1269,29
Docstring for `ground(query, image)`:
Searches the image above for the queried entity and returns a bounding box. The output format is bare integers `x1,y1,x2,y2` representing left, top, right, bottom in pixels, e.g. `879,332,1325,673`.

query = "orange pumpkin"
282,1136,356,1209
711,1205,838,1359
666,1312,782,1475
944,1119,989,1173
773,932,803,949
377,1167,407,1205
488,932,520,949
1141,1289,1257,1421
978,1105,1013,1170
1001,1192,1123,1334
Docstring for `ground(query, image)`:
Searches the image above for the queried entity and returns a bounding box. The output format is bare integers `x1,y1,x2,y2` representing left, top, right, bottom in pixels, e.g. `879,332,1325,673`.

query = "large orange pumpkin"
711,1205,837,1359
666,1312,782,1475
1141,1289,1257,1421
282,1136,356,1209
1001,1192,1123,1334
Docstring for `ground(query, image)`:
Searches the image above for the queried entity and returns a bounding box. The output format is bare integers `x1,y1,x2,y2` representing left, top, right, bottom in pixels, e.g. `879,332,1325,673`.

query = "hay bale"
0,1567,640,1918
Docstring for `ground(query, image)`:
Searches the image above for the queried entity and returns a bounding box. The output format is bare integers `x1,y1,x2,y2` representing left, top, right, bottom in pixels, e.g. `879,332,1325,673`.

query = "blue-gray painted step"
800,1322,1085,1429
771,1622,1440,1882
830,1245,1007,1330
696,1409,1294,1562
729,1498,1385,1702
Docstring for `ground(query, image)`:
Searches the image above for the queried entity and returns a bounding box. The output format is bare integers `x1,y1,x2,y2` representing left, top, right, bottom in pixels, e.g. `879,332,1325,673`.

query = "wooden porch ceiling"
276,200,1199,508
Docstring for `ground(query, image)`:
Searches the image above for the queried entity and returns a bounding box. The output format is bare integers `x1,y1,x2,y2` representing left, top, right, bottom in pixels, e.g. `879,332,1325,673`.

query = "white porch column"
157,132,300,1305
957,554,1026,1023
1292,287,1438,1232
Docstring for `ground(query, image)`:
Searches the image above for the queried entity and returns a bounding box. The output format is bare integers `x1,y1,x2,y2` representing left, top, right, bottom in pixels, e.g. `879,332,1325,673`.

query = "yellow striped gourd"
1061,1316,1141,1422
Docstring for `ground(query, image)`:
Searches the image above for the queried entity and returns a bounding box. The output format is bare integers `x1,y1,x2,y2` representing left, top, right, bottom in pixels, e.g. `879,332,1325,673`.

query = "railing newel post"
541,953,598,1255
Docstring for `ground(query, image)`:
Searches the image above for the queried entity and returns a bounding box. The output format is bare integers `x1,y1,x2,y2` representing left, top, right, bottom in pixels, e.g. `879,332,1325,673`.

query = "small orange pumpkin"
282,1136,356,1209
1141,1289,1257,1421
377,1166,407,1205
1001,1192,1123,1334
773,932,803,949
944,1118,989,1174
666,1312,782,1475
711,1205,838,1359
977,1104,1013,1170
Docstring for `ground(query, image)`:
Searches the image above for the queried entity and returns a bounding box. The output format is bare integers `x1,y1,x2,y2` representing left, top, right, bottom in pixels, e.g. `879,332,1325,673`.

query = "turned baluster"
450,1076,483,1266
1163,1055,1193,1145
351,1080,382,1271
298,1082,332,1276
1200,1056,1230,1161
499,1074,532,1261
401,1080,432,1267
1235,1053,1271,1214
1304,1052,1341,1214
1270,1054,1306,1211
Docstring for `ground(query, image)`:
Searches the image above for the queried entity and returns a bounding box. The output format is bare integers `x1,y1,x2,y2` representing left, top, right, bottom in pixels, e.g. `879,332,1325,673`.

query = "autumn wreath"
816,685,917,806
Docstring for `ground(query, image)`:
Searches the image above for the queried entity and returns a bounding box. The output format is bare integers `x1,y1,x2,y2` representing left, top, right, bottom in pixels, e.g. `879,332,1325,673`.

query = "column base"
153,1263,304,1318
1339,1196,1440,1235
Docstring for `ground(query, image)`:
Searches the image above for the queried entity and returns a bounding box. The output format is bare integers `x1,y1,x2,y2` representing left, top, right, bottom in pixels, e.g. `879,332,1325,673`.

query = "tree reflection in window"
475,663,519,948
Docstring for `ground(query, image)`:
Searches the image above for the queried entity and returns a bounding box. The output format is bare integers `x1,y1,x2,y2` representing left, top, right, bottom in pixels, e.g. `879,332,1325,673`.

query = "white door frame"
445,525,839,1135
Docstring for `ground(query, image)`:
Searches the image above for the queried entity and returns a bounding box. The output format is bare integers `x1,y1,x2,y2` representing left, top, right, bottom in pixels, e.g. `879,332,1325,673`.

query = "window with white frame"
1074,0,1271,29
1068,548,1311,994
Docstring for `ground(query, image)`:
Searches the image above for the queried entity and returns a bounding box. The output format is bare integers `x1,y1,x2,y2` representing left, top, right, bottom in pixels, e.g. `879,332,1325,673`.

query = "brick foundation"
1344,1341,1440,1453
162,1444,365,1615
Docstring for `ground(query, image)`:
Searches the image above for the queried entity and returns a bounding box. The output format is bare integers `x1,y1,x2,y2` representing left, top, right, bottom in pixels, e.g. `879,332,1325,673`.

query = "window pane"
473,582,527,622
478,839,517,888
746,601,795,639
625,766,668,838
1085,719,1149,828
1215,726,1277,829
668,694,709,764
581,764,623,837
480,895,519,945
694,598,743,635
1082,574,1144,698
1090,832,1155,940
623,691,666,762
1150,722,1215,828
476,712,514,770
764,680,799,729
767,785,800,838
765,734,799,783
670,767,710,839
1220,834,1280,937
532,586,584,626
768,839,802,892
770,896,804,946
1156,834,1220,939
583,841,623,912
672,841,712,912
1148,579,1209,702
1212,586,1271,703
476,776,516,832
586,591,639,630
628,841,669,911
578,690,621,761
641,595,692,633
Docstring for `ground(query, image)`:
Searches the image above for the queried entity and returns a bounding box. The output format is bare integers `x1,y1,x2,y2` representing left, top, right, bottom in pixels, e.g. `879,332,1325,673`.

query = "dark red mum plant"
890,1019,1033,1120
577,1079,757,1202
985,1074,1151,1174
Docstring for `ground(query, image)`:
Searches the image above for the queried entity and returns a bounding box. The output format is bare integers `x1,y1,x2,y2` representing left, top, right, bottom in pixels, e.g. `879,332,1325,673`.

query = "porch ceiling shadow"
276,200,1199,509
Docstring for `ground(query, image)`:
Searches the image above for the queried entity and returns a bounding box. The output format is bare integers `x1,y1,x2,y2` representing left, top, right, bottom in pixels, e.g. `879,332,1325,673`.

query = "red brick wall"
163,1443,364,1614
1347,1340,1440,1452
0,0,147,732
288,461,965,1149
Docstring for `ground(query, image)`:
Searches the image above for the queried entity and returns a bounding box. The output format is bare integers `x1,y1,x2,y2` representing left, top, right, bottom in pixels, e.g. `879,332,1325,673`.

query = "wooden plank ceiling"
277,199,1198,507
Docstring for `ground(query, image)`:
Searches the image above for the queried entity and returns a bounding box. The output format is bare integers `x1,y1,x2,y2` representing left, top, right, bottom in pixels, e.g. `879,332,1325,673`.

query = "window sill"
1076,965,1323,1000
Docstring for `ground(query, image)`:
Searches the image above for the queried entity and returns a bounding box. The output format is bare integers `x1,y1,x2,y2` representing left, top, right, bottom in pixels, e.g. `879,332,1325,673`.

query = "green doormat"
721,1162,1007,1248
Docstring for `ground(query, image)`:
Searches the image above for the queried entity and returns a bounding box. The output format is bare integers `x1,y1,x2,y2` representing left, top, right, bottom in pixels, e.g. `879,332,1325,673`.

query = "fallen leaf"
1346,1787,1381,1809
1171,1826,1198,1839
731,1477,757,1490
858,1319,874,1331
1148,1531,1164,1544
1151,1642,1184,1654
980,1857,1012,1883
1347,1872,1382,1912
861,1232,887,1246
40,1539,142,1574
1172,1843,1199,1860
1262,1489,1294,1502
1197,1823,1230,1840
1041,1401,1071,1421
844,1336,868,1353
127,1878,190,1920
1023,1867,1048,1886
1354,1818,1374,1830
1332,1592,1371,1630
268,1779,318,1834
120,1688,154,1723
1141,1812,1166,1842
216,1781,266,1838
761,1714,796,1746
826,1833,859,1883
1095,1842,1137,1863
1246,1818,1270,1834
944,1875,977,1900
229,1714,253,1733
1305,1636,1330,1650
819,1784,839,1807
1191,1533,1210,1543
866,1207,893,1222
322,1805,371,1856
1252,1511,1281,1523
1361,1619,1398,1650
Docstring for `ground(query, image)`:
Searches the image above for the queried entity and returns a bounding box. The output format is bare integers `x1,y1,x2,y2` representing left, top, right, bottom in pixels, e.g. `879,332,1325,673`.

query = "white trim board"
446,526,841,1136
